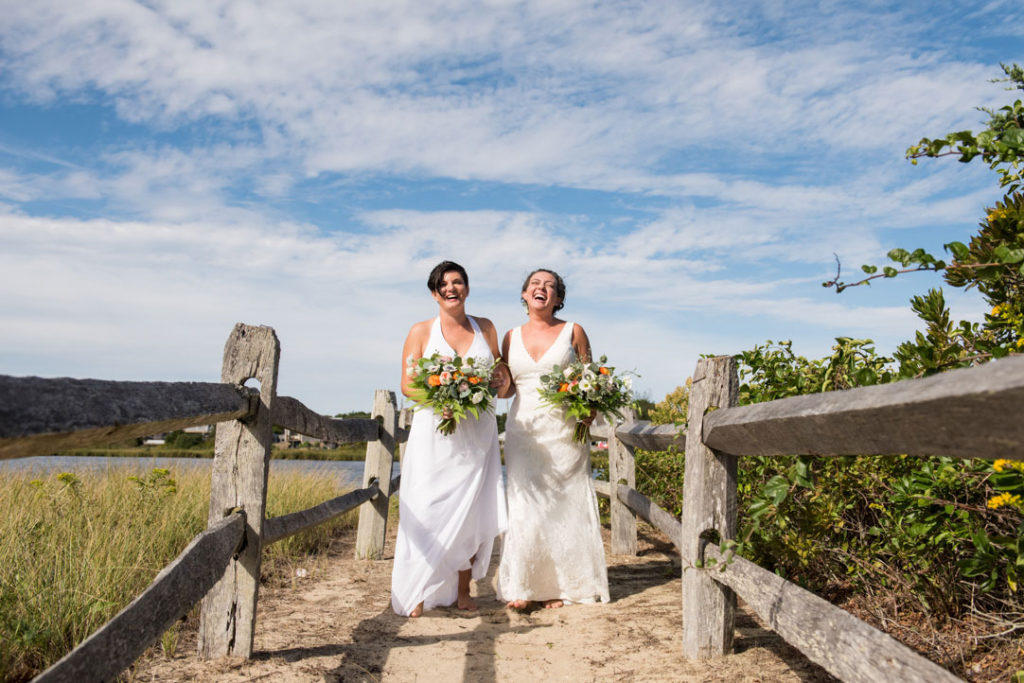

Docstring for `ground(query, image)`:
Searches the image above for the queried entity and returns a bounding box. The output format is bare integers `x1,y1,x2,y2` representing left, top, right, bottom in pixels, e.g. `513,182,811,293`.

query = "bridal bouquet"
537,355,634,444
406,352,498,435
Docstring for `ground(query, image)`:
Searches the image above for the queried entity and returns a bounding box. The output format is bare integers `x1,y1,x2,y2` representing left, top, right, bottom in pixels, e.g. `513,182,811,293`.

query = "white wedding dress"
498,322,610,604
391,316,507,615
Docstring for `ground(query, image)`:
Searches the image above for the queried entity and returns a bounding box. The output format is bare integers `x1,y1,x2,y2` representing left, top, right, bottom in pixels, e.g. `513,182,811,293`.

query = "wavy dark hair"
427,261,468,293
521,268,566,312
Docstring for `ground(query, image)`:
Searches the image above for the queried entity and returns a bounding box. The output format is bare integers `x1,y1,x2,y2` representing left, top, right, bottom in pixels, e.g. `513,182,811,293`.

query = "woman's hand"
491,363,513,397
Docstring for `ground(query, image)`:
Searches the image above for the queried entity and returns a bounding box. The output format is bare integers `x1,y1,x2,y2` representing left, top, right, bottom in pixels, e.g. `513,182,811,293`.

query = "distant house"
281,429,335,449
141,424,211,446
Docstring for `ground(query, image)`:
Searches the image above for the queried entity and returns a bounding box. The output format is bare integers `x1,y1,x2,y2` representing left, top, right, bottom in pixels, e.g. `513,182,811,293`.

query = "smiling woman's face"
433,270,468,307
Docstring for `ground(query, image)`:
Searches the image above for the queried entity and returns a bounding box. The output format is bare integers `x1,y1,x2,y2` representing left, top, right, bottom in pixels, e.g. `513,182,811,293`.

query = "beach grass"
0,466,357,681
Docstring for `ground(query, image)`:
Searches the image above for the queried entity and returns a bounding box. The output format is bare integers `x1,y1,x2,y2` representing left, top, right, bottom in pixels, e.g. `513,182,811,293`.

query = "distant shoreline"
56,445,369,461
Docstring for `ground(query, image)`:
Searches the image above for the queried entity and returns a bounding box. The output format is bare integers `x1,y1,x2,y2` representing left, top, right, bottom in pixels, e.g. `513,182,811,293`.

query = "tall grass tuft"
0,466,356,681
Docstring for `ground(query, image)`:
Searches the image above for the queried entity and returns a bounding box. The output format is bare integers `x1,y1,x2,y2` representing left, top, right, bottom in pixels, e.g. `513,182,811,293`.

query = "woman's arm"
400,321,430,398
476,317,514,398
496,329,516,399
572,323,592,363
572,324,596,425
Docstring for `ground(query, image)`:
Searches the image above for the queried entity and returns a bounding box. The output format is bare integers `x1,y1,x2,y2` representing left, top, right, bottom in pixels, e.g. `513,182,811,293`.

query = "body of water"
0,455,400,488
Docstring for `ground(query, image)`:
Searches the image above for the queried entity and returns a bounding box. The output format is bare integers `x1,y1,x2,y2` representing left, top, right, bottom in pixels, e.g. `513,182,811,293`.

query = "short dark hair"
427,261,469,293
521,268,566,312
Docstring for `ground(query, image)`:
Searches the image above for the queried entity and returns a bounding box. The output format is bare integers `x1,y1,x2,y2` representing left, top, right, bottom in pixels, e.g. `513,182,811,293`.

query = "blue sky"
1,0,1021,415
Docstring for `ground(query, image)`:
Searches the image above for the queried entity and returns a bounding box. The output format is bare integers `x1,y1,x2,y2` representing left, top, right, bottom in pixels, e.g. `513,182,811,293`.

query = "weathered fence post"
355,389,399,559
198,324,279,660
681,355,738,659
608,408,638,555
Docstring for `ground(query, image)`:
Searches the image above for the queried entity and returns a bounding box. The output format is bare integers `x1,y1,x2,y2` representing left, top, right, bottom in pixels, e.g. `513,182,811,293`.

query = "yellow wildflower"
1017,338,1024,349
987,207,1009,223
993,459,1024,473
991,304,1003,317
988,492,1022,510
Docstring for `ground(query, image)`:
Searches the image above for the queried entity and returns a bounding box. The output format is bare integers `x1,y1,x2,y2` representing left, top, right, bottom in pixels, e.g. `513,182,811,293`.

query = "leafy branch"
906,63,1024,193
821,247,1013,293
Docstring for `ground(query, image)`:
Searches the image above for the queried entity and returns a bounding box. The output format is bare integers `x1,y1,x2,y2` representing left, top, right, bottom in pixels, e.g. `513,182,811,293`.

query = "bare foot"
506,599,529,610
455,567,476,611
409,602,424,618
542,599,564,609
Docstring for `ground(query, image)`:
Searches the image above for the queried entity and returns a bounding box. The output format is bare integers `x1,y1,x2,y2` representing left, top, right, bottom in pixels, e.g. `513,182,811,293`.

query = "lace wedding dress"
391,316,507,615
497,322,610,604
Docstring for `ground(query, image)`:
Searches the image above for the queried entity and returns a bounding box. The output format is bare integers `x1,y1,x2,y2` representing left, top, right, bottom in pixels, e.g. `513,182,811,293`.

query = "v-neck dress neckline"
520,322,572,365
436,316,481,358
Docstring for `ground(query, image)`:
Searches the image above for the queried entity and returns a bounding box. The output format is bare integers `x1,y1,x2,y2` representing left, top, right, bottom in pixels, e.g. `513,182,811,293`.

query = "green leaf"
764,475,789,505
1000,248,1024,264
883,266,898,277
888,248,910,265
944,241,969,260
747,498,773,519
1001,127,1024,146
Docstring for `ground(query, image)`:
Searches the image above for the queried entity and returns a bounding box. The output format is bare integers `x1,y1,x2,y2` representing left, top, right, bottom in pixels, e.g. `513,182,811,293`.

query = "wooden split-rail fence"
2,323,1023,682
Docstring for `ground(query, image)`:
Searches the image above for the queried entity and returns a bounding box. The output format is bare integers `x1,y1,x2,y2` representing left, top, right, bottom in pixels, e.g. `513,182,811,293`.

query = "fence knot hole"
696,528,721,569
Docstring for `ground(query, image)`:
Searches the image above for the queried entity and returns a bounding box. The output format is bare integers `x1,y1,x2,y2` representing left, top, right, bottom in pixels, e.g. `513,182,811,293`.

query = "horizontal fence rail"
271,395,380,444
35,512,246,683
591,421,686,451
613,483,682,552
0,376,256,460
263,474,401,545
703,354,1024,461
594,480,682,552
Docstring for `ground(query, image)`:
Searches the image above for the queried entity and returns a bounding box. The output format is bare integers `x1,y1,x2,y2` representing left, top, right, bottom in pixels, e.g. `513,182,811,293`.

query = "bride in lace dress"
497,268,610,609
391,261,510,617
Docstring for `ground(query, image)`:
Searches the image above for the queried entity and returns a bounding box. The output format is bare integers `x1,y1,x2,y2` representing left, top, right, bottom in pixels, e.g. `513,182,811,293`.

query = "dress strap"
427,317,454,356
511,325,525,354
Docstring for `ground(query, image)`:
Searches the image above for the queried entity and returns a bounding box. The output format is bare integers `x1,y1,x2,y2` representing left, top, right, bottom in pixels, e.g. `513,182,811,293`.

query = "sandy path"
131,525,835,682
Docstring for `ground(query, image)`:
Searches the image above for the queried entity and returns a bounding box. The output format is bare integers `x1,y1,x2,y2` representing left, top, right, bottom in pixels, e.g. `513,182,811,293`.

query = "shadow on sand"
317,548,548,683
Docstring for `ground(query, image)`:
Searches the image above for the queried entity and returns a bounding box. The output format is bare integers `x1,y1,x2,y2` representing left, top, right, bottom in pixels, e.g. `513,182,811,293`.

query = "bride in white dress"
497,268,610,609
391,261,510,617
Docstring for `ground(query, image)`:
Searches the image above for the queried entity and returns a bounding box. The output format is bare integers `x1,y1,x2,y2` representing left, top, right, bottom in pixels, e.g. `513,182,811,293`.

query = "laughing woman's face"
433,270,468,308
523,271,560,312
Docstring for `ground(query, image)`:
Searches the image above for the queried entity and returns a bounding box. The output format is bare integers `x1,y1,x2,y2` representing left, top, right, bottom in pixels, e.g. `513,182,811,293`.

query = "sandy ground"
130,525,836,682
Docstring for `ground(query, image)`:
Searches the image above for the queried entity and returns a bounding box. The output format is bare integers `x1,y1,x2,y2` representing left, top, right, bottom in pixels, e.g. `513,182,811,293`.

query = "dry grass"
0,466,356,682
